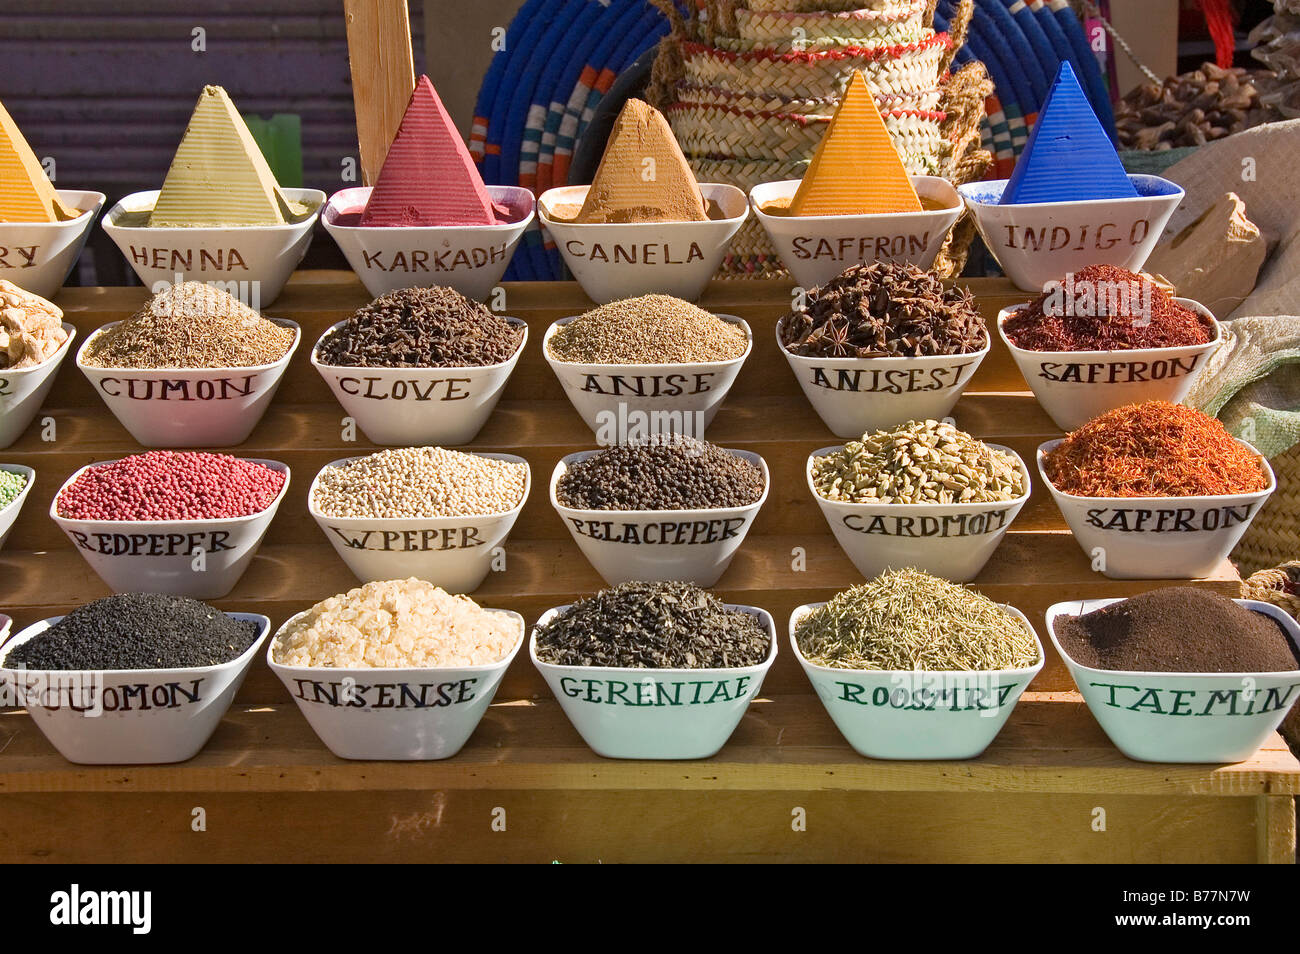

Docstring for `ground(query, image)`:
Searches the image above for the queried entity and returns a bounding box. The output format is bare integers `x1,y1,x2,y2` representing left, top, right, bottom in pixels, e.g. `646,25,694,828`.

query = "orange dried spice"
1044,402,1268,497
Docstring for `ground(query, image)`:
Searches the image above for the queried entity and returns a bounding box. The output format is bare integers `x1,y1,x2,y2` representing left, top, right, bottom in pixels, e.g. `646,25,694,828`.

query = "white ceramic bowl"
268,606,525,760
50,458,290,599
0,323,76,449
1047,597,1300,763
0,190,105,298
791,601,1044,759
0,463,35,550
808,443,1030,582
543,314,751,439
776,317,988,438
998,299,1223,431
312,318,527,445
0,612,270,764
537,183,748,303
309,452,529,592
550,448,768,586
101,188,325,305
76,319,299,447
322,185,535,301
0,614,10,643
531,602,777,759
749,176,964,289
1038,438,1275,579
958,175,1184,292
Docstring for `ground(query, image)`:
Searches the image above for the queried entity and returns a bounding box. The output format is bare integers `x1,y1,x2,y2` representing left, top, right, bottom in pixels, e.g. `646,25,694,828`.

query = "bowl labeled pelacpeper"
51,458,290,599
808,443,1030,582
312,318,527,446
791,602,1044,760
543,314,751,439
0,612,270,764
531,603,778,760
77,319,300,447
309,452,530,592
998,300,1222,431
749,176,964,289
538,183,749,303
1038,438,1275,579
268,607,526,760
1047,597,1300,763
0,190,105,299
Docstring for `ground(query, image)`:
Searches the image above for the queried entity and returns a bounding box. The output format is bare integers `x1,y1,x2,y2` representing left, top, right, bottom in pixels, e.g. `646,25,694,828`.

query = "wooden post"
344,0,416,185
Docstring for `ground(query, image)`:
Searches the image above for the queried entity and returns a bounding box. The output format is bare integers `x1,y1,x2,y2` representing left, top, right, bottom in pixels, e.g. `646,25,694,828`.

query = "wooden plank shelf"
1,272,1294,864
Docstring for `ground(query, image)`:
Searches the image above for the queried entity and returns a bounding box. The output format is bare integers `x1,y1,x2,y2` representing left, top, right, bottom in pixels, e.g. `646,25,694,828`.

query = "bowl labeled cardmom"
538,183,748,303
531,603,777,760
269,607,525,760
1038,439,1274,579
750,176,963,289
77,319,299,447
791,602,1044,760
0,189,105,299
1048,598,1300,763
0,612,270,764
550,448,768,587
543,314,751,439
312,318,527,445
998,299,1222,431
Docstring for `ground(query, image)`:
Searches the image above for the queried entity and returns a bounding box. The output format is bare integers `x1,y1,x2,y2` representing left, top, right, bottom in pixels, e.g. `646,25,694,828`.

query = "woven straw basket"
1241,557,1300,751
742,0,919,13
733,5,929,45
674,81,943,114
1233,446,1300,579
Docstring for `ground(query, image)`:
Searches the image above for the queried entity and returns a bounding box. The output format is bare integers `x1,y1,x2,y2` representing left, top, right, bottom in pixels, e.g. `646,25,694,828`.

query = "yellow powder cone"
575,98,708,224
150,86,293,227
788,71,921,217
0,99,79,223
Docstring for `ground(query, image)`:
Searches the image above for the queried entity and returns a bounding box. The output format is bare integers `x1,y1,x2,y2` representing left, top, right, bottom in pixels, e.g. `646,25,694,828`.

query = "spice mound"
0,281,69,369
534,581,770,668
779,263,986,358
6,594,259,670
1043,401,1268,498
57,451,285,521
272,578,520,668
1054,589,1300,673
313,447,526,519
556,436,764,511
795,568,1040,671
812,419,1025,504
1002,265,1213,351
81,281,295,369
546,294,747,365
318,286,523,368
0,468,29,510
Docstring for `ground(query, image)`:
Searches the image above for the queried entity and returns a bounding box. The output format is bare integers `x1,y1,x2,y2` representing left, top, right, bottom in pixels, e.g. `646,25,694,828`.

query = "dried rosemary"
795,568,1040,671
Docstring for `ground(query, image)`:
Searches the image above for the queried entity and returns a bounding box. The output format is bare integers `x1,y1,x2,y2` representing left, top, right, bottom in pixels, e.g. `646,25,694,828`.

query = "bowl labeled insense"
50,458,290,599
537,183,749,303
808,443,1030,582
531,603,778,759
312,318,527,446
268,607,526,760
957,175,1184,292
1038,438,1275,580
0,612,270,764
309,452,529,592
776,318,989,438
791,602,1044,760
1047,597,1300,763
749,176,964,289
77,319,300,447
0,190,105,299
101,188,325,305
550,448,768,587
322,185,535,301
0,323,76,449
998,299,1223,431
0,463,35,550
544,314,751,439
